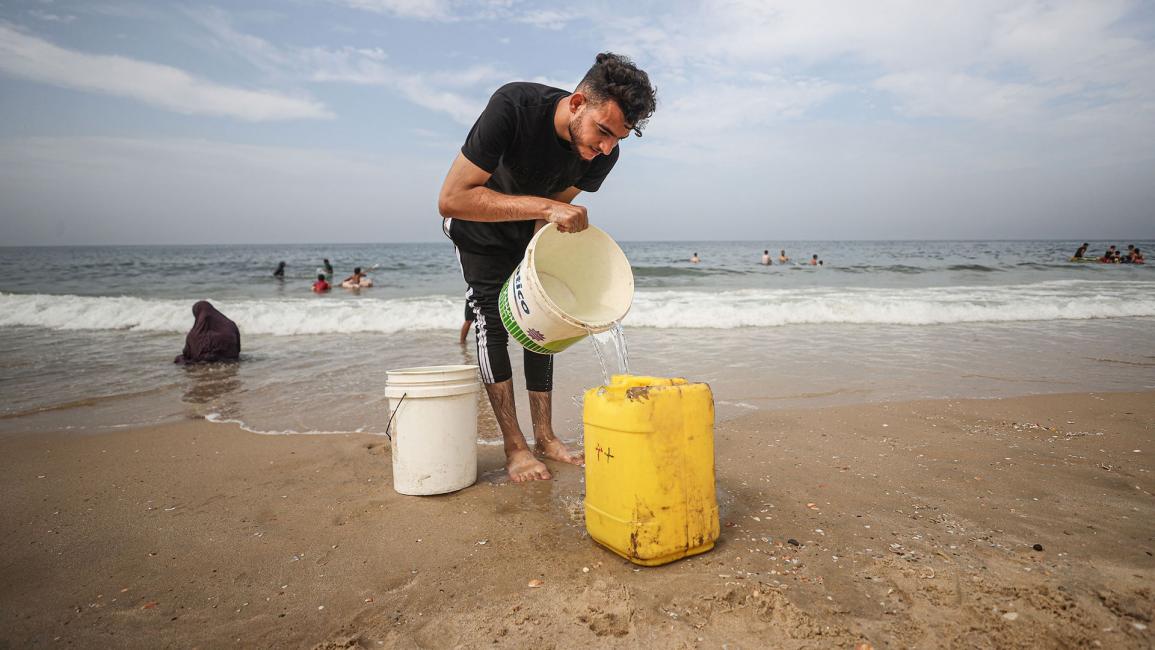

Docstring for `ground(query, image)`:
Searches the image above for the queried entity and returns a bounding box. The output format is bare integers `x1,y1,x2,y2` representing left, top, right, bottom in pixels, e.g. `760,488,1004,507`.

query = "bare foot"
506,448,551,483
535,438,585,466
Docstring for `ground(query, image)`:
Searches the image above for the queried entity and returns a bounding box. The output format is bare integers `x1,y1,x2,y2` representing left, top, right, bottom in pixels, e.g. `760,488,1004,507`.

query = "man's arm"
437,153,589,233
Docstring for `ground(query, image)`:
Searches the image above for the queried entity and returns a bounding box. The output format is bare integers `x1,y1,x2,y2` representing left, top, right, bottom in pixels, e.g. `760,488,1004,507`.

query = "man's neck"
553,94,574,143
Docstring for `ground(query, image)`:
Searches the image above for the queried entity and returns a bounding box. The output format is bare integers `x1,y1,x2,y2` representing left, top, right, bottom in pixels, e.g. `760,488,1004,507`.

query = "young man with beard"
438,53,656,483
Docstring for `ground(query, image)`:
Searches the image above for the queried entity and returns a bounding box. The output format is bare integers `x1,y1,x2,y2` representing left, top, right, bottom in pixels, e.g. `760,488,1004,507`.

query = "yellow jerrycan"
583,375,719,566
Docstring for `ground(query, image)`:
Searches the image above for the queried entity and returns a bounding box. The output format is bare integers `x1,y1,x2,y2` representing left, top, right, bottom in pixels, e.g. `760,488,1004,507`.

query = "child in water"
341,267,373,288
312,274,331,293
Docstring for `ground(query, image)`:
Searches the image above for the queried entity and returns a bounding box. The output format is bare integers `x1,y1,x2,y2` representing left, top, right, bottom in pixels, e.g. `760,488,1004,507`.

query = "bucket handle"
384,393,406,440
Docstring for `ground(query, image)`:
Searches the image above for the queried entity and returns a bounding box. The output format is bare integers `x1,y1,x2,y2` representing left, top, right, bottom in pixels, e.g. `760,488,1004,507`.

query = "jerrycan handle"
383,393,407,440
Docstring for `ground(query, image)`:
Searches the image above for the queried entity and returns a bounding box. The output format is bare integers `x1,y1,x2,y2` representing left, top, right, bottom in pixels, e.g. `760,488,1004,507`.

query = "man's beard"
567,117,587,155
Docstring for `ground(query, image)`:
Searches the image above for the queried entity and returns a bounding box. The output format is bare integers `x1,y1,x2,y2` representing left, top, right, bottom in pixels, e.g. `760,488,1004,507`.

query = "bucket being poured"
499,223,634,354
383,364,480,495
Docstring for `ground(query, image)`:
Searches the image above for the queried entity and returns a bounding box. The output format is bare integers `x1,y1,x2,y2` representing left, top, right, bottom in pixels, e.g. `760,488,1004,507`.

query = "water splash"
588,321,630,386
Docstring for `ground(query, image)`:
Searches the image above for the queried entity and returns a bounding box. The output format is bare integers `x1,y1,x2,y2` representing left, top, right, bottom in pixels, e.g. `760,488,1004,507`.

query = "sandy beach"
5,3,1154,649
1,390,1152,649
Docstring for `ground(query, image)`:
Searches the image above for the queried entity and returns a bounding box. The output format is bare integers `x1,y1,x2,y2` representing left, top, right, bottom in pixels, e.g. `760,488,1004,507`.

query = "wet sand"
1,391,1152,648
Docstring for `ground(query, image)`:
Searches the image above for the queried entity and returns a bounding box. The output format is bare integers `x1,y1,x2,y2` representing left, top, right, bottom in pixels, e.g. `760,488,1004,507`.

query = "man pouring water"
438,53,656,483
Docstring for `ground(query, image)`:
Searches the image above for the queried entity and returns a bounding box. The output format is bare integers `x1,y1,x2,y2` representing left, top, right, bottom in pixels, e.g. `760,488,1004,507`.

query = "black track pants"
457,247,554,391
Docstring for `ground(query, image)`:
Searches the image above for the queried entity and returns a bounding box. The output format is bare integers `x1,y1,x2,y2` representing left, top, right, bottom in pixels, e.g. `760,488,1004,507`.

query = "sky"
1,0,1153,245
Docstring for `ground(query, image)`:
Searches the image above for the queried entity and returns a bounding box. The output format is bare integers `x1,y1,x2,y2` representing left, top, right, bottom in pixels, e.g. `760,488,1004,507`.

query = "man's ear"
568,92,587,114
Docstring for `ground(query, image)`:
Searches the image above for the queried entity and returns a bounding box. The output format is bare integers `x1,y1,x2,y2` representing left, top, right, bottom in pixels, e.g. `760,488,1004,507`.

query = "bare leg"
528,390,584,466
485,380,551,482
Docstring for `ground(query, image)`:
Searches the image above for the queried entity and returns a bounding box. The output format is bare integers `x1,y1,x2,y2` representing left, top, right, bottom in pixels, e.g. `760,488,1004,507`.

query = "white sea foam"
3,280,1154,334
204,412,515,443
628,281,1155,328
204,412,372,435
0,293,463,335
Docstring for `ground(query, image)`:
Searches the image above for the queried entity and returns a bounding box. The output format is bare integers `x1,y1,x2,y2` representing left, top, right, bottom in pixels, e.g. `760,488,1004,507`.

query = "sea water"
2,240,1154,438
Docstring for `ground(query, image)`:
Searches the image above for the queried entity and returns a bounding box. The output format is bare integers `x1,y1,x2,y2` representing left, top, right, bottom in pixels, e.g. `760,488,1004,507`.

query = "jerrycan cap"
609,375,688,388
590,375,693,402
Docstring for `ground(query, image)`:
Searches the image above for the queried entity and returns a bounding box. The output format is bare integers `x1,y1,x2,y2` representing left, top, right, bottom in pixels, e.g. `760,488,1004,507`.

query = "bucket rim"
384,380,479,399
385,364,479,376
525,223,633,331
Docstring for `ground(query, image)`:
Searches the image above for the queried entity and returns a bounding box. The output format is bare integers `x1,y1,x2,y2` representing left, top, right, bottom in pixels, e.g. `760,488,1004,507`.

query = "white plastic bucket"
499,223,634,354
383,364,480,495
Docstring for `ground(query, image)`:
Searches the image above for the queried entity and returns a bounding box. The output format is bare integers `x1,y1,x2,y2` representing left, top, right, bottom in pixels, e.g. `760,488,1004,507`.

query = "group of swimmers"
687,249,823,266
761,249,823,266
272,259,376,291
1071,243,1145,264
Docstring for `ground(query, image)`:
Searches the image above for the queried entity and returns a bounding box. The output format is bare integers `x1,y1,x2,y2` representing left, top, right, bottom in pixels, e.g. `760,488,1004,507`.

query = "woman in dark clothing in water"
174,301,241,364
273,261,286,279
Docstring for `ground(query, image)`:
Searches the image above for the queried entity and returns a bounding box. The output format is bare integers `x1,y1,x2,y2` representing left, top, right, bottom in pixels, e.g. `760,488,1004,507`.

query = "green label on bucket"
499,278,586,355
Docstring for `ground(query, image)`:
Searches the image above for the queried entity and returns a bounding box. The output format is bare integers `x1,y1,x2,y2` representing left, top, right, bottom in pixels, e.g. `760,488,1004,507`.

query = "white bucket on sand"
499,223,634,354
383,364,479,495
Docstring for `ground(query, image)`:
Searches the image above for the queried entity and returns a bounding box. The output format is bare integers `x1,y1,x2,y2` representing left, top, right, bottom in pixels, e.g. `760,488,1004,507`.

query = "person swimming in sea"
779,249,790,264
273,261,285,279
341,267,373,288
1072,243,1089,260
761,249,771,266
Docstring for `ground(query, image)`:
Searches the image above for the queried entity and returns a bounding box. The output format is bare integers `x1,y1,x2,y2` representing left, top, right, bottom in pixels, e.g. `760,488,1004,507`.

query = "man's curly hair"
576,52,657,137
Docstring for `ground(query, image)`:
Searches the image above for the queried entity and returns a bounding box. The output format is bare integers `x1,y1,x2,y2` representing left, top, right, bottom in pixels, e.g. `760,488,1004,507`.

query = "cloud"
584,0,1155,175
989,0,1152,84
0,23,332,121
513,9,573,30
28,9,76,23
628,74,841,163
390,74,488,124
301,46,494,123
599,0,1153,125
183,7,504,125
184,6,295,76
329,0,452,21
528,75,579,92
330,0,579,28
873,71,1058,121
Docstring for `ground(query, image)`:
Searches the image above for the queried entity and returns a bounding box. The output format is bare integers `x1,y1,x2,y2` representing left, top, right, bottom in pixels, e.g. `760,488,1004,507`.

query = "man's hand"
545,202,588,233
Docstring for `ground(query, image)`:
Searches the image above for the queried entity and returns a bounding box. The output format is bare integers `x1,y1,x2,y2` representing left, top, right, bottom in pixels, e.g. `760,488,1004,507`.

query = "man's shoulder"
493,82,568,109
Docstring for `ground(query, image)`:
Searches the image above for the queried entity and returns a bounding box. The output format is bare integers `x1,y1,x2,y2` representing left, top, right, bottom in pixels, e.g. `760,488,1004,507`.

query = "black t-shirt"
446,82,619,255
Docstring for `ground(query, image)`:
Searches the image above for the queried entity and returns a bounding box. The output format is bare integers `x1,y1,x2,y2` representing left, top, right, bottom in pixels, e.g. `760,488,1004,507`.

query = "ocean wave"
0,293,464,335
946,264,1002,272
3,280,1154,334
821,264,930,274
633,265,746,278
627,282,1155,327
